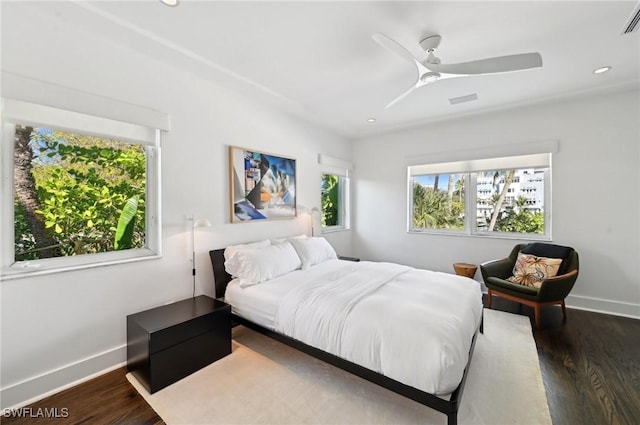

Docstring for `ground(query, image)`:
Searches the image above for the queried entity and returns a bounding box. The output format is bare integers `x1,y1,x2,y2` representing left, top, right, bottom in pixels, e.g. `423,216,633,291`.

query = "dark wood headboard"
209,249,232,299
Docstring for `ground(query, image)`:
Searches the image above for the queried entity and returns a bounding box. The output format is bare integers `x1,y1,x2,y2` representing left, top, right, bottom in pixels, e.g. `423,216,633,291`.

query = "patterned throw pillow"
507,253,562,288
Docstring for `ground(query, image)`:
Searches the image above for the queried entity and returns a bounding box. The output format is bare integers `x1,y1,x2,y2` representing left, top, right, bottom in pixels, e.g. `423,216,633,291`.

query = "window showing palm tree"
408,156,550,238
411,174,465,230
477,169,544,234
13,126,147,261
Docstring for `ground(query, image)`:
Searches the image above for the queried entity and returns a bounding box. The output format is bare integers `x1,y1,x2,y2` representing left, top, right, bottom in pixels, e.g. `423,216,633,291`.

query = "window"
321,173,350,230
318,154,352,233
2,99,162,278
411,173,465,230
474,168,546,234
408,153,551,239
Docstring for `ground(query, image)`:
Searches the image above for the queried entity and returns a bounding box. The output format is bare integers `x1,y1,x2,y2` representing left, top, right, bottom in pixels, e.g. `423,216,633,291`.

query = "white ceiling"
10,1,640,138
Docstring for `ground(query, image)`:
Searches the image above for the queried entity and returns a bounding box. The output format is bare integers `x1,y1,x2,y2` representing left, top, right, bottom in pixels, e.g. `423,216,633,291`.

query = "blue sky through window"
414,174,458,191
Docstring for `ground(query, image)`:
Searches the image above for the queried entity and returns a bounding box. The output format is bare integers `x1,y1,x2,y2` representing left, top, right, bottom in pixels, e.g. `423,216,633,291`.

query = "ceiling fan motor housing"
419,35,442,52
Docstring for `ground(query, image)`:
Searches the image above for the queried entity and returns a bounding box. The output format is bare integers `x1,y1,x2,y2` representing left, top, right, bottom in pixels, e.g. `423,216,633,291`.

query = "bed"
209,237,483,425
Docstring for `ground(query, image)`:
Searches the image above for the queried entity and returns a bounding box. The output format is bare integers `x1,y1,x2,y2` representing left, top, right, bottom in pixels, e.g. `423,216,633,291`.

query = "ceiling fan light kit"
420,72,441,84
373,32,543,108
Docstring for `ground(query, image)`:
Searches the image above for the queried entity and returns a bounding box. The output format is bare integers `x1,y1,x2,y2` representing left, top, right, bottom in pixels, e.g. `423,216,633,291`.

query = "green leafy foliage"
114,196,139,250
14,128,146,261
494,196,544,234
14,200,38,260
412,182,465,230
321,174,340,227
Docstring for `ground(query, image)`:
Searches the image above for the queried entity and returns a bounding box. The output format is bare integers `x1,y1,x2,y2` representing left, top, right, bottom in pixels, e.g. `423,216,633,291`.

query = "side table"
453,262,477,279
127,295,231,393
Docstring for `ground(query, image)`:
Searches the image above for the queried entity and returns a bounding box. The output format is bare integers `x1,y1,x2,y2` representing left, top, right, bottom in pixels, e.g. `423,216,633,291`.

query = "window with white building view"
408,153,551,239
475,169,545,234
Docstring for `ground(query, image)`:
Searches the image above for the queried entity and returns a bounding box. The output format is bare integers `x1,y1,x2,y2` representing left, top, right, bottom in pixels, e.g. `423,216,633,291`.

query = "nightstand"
127,295,231,393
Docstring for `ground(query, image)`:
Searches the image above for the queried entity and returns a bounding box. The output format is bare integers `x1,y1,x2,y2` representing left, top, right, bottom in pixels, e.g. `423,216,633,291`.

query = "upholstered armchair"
480,243,579,328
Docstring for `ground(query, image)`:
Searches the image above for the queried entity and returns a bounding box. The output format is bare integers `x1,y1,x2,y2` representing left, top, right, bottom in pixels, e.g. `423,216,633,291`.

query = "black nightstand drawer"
151,314,220,353
150,329,228,392
127,296,231,393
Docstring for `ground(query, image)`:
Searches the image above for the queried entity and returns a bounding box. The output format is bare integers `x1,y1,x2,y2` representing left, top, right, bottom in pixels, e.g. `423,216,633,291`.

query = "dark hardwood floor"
496,299,640,425
3,299,638,425
1,367,163,425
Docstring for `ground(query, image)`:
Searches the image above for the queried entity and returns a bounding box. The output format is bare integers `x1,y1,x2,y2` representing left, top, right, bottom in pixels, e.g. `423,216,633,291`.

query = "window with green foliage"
13,127,146,261
321,173,349,230
412,173,465,230
408,154,551,239
2,99,161,277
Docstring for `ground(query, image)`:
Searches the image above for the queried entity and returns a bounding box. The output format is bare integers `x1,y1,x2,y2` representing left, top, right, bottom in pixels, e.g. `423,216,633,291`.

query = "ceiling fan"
372,33,543,108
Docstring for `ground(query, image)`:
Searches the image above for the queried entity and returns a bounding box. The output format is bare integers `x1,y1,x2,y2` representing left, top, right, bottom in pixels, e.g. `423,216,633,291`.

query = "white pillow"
224,242,301,287
289,237,337,269
271,234,308,244
224,240,271,262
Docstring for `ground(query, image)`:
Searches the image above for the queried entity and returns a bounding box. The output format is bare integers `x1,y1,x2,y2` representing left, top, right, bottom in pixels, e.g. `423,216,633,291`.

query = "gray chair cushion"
486,276,539,296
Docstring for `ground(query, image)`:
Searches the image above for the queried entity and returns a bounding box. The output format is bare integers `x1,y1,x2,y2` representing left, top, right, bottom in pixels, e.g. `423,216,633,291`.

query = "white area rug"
127,309,551,425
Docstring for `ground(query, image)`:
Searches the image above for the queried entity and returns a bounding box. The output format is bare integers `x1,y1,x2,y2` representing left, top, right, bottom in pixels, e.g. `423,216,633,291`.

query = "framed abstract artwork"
229,146,297,222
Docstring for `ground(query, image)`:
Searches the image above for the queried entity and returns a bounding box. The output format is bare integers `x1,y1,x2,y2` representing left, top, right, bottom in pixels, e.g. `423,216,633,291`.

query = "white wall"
0,4,351,408
352,89,640,319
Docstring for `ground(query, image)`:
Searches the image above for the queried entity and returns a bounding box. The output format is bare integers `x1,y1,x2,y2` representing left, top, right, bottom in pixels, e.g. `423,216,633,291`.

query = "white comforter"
273,261,483,395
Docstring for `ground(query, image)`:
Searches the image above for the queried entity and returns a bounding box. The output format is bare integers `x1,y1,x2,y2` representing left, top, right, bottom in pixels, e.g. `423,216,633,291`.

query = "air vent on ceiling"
449,93,478,105
622,3,640,34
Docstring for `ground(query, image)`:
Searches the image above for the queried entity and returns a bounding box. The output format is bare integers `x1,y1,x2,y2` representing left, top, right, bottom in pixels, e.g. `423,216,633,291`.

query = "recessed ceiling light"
367,118,376,123
161,0,179,7
593,66,611,74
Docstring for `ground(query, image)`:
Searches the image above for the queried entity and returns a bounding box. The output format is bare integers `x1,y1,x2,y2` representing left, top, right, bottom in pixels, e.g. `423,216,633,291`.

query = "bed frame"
209,248,482,425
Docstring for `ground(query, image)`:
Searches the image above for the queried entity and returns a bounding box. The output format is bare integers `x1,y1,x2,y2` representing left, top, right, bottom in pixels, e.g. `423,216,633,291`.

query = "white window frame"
408,153,552,240
318,154,352,233
320,172,351,233
1,98,163,279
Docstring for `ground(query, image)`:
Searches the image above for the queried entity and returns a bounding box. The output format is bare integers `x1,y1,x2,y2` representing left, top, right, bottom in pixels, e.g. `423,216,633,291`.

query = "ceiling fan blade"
373,33,433,85
385,84,418,109
438,72,468,81
372,33,422,64
426,52,543,75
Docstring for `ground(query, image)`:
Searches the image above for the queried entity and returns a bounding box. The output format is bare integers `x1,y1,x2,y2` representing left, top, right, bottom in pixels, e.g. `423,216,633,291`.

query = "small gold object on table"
453,262,477,278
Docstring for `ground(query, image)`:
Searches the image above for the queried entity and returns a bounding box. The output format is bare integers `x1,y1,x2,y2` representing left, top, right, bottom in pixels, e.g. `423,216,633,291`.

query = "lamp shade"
193,218,212,229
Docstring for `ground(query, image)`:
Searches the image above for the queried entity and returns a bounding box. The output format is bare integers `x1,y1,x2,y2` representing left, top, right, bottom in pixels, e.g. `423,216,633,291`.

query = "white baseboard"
481,290,639,320
0,344,126,410
565,294,640,320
